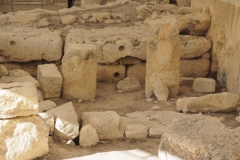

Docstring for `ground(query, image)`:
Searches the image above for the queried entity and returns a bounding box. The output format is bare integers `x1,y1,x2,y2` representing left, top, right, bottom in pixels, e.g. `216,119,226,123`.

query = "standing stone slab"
47,102,79,140
159,116,240,160
37,64,63,99
0,115,49,160
82,111,123,140
146,16,180,98
62,44,97,100
0,82,39,119
193,78,216,93
177,92,240,113
0,28,63,62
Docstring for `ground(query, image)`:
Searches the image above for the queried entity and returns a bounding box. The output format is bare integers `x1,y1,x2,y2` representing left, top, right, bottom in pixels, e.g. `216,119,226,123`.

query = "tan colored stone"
125,124,148,139
152,80,169,102
146,16,180,98
38,112,55,135
176,92,240,113
81,0,105,6
159,116,240,160
0,28,63,62
61,15,76,25
179,35,211,59
82,111,123,140
0,82,38,119
127,63,146,83
80,125,99,147
0,65,8,77
62,44,97,100
97,65,125,82
0,115,49,160
37,64,63,98
176,0,191,7
180,59,210,77
10,13,41,24
117,77,142,93
39,100,57,112
193,78,216,93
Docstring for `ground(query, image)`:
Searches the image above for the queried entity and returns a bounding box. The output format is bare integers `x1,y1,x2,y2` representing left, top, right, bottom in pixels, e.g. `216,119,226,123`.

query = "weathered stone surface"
127,63,146,82
178,13,211,36
8,69,30,77
146,16,180,98
193,78,216,93
92,12,111,23
62,44,97,100
191,0,240,95
179,35,211,59
176,92,240,113
152,80,169,102
149,128,163,138
61,15,76,24
0,28,63,62
125,124,148,139
0,65,8,77
0,115,49,160
0,15,9,25
80,125,99,147
39,100,57,112
82,111,123,139
235,116,240,124
47,102,79,140
159,116,240,160
180,59,210,77
202,52,211,59
39,112,55,135
119,56,142,65
81,0,105,6
0,82,38,119
179,77,194,85
97,65,125,82
10,13,41,24
117,77,141,93
37,64,63,98
176,0,191,7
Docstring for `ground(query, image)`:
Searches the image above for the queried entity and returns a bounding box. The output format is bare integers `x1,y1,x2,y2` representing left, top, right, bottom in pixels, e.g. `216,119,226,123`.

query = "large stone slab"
97,65,125,82
159,116,240,160
0,115,49,160
176,92,240,113
178,13,211,36
0,28,63,62
180,59,210,77
179,35,211,59
82,111,123,140
146,16,180,98
62,44,97,100
0,82,39,119
37,64,63,98
47,102,79,140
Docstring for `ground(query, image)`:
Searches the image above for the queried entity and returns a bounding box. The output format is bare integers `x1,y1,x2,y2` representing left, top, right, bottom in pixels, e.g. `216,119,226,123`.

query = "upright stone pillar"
145,16,180,98
62,44,97,100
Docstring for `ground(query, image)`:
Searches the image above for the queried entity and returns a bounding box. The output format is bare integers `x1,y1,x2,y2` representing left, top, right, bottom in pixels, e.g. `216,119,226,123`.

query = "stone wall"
192,0,240,95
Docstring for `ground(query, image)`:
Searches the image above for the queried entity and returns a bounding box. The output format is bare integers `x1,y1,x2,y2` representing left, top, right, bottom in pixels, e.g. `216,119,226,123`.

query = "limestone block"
152,80,169,102
178,7,192,15
82,13,92,20
37,89,44,102
127,63,146,83
179,35,212,59
0,28,63,62
235,116,240,124
37,64,63,99
39,100,57,112
58,6,83,16
180,59,210,77
193,78,216,93
202,52,211,59
81,0,105,6
117,77,142,93
149,128,163,138
47,102,79,140
176,0,191,7
97,65,125,82
61,15,76,25
12,76,39,88
125,124,148,139
82,111,123,139
9,69,30,77
179,77,194,85
146,16,180,98
159,116,240,160
10,13,41,24
92,12,111,23
0,15,9,25
0,65,8,77
119,57,142,65
62,44,97,100
80,125,99,147
0,82,38,119
0,115,49,160
178,13,211,36
39,112,55,135
176,92,240,113
102,39,134,63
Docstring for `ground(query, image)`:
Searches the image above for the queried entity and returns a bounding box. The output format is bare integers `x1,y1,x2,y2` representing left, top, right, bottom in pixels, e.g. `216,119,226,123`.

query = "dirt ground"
44,82,240,160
